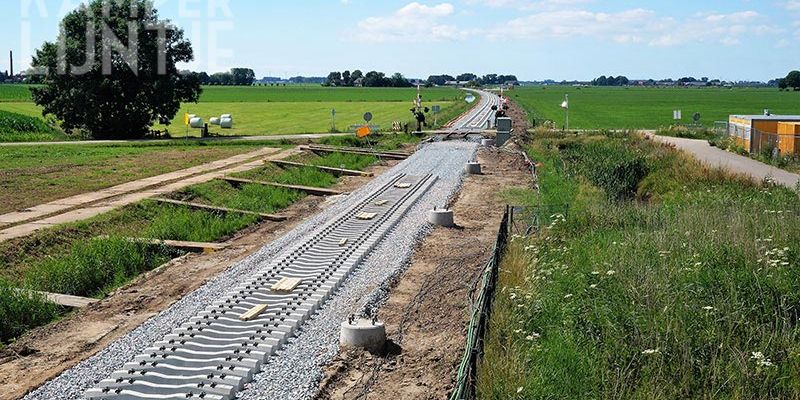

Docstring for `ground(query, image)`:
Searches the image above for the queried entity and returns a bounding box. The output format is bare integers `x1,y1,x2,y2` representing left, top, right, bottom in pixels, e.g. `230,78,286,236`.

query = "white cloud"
488,8,779,47
351,2,468,42
785,1,800,11
466,0,593,11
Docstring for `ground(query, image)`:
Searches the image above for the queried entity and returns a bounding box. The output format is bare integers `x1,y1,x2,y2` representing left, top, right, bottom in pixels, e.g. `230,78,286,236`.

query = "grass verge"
479,132,800,399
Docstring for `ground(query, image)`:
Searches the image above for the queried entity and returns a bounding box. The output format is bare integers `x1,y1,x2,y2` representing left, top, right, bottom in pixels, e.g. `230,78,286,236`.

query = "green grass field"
0,85,465,139
511,86,800,130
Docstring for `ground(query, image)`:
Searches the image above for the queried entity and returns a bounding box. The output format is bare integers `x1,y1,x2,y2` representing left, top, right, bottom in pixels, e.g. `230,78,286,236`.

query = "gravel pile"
24,141,477,400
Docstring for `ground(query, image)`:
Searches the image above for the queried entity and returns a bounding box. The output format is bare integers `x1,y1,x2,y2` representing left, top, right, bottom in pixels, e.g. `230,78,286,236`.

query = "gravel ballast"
23,141,477,400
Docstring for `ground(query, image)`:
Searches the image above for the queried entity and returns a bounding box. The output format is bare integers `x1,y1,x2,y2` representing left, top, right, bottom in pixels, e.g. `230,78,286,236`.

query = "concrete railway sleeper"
86,172,437,400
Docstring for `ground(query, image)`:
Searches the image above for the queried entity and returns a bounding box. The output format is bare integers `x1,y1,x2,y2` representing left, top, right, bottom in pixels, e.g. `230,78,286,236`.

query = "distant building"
729,114,800,155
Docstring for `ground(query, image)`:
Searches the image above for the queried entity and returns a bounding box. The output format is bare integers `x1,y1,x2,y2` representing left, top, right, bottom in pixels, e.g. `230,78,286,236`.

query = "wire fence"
750,129,800,157
449,205,510,400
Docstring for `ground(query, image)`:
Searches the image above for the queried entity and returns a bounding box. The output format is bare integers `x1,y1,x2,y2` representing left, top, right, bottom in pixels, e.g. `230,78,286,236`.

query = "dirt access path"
0,157,401,400
0,147,303,242
316,150,531,398
652,135,800,189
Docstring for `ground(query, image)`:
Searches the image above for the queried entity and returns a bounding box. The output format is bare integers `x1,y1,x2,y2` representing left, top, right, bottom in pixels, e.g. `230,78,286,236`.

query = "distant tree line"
777,70,800,91
425,73,518,86
324,70,412,87
187,68,256,86
592,75,630,86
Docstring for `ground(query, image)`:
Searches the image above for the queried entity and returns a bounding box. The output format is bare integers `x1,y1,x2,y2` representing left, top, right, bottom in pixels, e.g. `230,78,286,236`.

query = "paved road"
0,132,352,147
653,135,800,189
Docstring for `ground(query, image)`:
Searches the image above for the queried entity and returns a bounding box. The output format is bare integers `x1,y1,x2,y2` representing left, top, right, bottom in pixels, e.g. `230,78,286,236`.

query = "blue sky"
1,0,799,81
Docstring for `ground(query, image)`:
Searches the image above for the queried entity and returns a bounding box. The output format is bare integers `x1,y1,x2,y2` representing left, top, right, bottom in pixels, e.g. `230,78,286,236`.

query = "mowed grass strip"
479,133,800,399
512,86,800,129
0,142,276,214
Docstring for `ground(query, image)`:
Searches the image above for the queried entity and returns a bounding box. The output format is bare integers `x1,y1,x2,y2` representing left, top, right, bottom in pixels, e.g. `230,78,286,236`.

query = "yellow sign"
183,113,190,126
356,125,371,138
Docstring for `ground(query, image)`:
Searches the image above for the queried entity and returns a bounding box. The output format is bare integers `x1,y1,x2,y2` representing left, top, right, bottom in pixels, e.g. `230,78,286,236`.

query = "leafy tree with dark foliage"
785,70,800,91
30,0,200,139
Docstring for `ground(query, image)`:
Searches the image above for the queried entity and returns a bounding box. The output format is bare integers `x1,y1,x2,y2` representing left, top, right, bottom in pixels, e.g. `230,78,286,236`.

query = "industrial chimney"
9,50,13,78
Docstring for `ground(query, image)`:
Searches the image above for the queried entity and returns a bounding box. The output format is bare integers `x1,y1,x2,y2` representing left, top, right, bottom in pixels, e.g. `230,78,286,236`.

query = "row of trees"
426,73,518,86
777,71,800,91
190,68,256,86
592,75,630,86
324,70,413,87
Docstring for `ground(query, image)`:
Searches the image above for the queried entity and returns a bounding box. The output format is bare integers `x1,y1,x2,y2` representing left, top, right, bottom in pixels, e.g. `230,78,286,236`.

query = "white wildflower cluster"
756,238,791,268
659,250,671,258
751,352,775,368
547,213,567,230
641,348,660,355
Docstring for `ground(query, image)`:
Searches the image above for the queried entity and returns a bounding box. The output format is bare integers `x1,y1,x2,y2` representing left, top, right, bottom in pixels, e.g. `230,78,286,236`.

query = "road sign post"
331,108,337,132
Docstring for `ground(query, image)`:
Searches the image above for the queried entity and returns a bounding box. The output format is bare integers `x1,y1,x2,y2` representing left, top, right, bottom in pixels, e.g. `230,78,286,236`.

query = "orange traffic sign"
356,125,371,138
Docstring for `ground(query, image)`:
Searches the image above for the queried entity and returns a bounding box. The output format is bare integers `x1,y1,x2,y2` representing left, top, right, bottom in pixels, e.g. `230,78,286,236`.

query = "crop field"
479,132,800,399
0,85,465,139
511,86,800,130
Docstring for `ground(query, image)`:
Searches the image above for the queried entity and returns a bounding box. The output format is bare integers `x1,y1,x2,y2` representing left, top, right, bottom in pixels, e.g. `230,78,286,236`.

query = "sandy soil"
0,159,399,400
315,145,532,399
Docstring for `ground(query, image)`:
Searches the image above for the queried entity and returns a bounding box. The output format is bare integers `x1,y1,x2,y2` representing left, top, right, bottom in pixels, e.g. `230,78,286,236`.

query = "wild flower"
751,352,775,367
642,349,660,355
606,270,617,276
703,306,714,311
589,284,598,289
517,387,524,394
526,333,541,341
564,293,573,299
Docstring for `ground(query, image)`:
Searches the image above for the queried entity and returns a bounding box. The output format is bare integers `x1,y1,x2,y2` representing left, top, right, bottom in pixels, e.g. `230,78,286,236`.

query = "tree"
389,72,411,88
30,0,200,139
210,72,233,85
427,74,454,86
778,78,788,90
342,70,351,86
351,70,363,83
457,73,477,82
325,71,342,86
363,71,389,87
785,70,800,90
230,68,255,85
